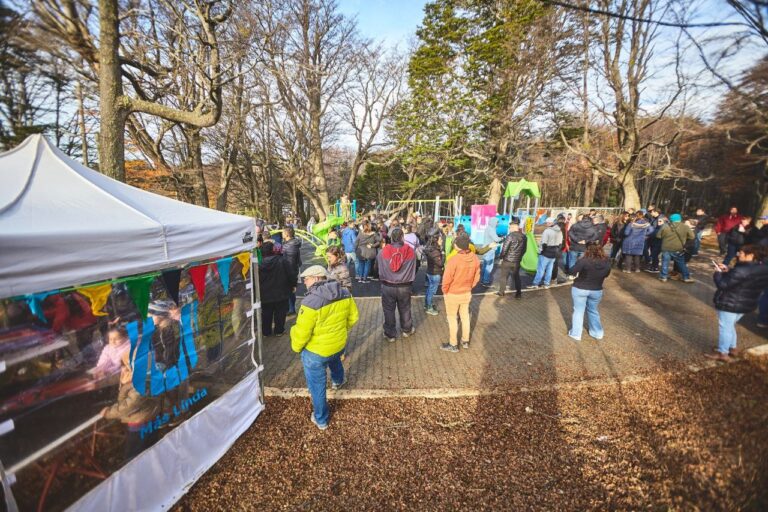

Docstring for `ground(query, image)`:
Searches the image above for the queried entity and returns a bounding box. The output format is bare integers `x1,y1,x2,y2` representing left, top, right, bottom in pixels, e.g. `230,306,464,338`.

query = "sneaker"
543,284,551,289
440,343,459,353
481,282,492,288
331,379,346,390
757,323,768,328
649,268,660,273
527,284,541,289
514,292,522,299
567,275,576,281
567,334,581,342
426,307,439,316
461,341,470,350
495,291,506,297
383,333,396,343
682,278,695,283
401,327,416,338
634,269,641,273
310,413,328,431
622,269,632,273
658,277,668,282
370,277,379,281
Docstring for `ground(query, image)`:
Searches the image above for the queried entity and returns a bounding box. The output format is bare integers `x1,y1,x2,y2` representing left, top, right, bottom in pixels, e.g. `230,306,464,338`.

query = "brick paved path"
261,252,767,391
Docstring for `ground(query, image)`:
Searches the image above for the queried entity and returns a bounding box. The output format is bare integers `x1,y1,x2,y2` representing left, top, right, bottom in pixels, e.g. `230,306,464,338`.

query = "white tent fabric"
0,135,256,298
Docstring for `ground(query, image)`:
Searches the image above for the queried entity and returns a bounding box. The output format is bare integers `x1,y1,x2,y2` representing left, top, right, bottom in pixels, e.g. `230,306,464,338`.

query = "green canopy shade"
503,179,541,199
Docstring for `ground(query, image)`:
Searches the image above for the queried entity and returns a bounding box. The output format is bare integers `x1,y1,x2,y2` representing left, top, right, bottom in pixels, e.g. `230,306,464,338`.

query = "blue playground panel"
454,214,515,237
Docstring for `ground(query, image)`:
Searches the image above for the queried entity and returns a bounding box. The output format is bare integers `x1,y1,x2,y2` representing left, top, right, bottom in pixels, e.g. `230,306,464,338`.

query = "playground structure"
382,196,460,224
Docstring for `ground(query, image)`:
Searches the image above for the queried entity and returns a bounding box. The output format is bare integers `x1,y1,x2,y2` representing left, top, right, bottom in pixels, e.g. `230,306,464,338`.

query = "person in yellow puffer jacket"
291,265,359,430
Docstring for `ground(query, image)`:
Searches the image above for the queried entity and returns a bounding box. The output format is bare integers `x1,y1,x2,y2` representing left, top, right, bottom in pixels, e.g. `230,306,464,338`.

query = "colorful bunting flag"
188,264,209,301
77,283,112,316
24,291,55,323
235,252,251,279
161,269,182,305
126,275,155,319
216,257,233,295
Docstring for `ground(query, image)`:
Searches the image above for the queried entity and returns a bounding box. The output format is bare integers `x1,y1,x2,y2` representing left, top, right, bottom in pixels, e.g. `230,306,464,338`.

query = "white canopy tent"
0,135,263,511
0,134,256,298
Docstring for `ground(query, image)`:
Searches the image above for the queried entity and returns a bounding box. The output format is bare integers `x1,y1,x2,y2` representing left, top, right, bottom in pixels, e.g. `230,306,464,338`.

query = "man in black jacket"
706,245,768,361
567,215,599,269
496,222,527,298
258,241,298,336
282,227,302,314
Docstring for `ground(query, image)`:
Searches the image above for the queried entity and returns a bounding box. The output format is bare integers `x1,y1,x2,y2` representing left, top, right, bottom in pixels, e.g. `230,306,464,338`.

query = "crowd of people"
252,206,768,430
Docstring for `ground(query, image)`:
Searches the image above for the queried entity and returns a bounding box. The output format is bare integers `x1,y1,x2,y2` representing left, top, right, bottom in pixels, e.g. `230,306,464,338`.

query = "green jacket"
291,280,359,357
656,222,694,252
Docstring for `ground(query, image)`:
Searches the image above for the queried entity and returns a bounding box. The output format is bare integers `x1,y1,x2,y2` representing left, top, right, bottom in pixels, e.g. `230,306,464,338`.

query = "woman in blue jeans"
706,245,768,361
567,242,612,341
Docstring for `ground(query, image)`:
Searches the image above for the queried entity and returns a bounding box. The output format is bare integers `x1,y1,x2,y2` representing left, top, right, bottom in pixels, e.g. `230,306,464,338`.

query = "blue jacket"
341,227,358,253
622,219,653,255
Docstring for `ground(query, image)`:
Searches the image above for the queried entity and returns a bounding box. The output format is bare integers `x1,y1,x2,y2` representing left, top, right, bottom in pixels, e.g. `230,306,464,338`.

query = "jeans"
346,251,358,274
480,251,495,285
532,255,556,286
288,292,296,314
497,261,521,295
358,258,373,279
648,240,662,269
561,251,570,272
660,251,690,280
381,284,413,338
759,289,768,325
569,287,604,340
301,349,345,427
692,230,704,255
567,250,584,269
717,232,727,255
723,243,739,266
716,310,744,354
262,300,288,335
424,273,442,309
444,292,471,346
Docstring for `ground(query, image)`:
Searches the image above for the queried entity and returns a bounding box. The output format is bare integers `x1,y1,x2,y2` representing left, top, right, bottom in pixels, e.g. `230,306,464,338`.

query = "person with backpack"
440,234,480,352
376,228,418,342
656,213,695,283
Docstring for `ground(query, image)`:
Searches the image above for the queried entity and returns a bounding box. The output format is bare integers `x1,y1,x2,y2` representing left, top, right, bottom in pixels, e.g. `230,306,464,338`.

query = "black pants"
498,261,521,295
262,300,288,335
381,284,413,338
717,232,727,255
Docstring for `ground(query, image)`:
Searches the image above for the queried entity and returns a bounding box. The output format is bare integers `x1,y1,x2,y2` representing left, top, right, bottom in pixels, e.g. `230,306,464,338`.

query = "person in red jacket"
715,207,743,256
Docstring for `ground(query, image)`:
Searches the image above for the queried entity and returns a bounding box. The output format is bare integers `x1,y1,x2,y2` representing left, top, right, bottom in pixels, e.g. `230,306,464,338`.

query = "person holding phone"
706,245,768,362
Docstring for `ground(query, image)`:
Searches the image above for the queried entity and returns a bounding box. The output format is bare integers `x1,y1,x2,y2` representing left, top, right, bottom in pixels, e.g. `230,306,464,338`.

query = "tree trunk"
185,128,209,207
621,173,641,211
97,0,127,181
487,175,503,207
77,80,89,166
583,169,599,207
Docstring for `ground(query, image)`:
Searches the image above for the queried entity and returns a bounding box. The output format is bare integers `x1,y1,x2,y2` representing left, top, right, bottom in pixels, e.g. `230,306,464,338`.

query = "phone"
711,259,722,272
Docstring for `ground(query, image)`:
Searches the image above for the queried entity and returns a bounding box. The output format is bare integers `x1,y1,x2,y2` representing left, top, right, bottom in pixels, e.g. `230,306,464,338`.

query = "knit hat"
454,234,470,250
545,217,556,225
670,213,682,222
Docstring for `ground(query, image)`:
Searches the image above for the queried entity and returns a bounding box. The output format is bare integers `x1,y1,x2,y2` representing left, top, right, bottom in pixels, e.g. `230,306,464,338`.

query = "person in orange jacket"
440,234,480,353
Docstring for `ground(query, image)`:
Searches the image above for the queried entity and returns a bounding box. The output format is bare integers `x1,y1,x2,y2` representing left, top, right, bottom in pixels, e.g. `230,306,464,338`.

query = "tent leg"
251,251,265,405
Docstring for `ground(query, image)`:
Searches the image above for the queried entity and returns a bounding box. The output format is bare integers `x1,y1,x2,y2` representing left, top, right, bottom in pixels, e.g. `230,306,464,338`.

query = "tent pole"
435,196,440,221
251,250,265,404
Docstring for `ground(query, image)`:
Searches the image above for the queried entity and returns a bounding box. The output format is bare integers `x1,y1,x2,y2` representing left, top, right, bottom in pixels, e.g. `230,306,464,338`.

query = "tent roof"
503,179,541,199
0,135,255,298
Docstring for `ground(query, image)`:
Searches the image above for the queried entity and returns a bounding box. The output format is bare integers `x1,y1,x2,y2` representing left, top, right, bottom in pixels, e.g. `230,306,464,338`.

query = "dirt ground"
176,361,768,511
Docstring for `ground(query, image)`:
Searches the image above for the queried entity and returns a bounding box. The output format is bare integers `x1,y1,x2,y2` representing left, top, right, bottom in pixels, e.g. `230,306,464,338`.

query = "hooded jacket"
291,280,359,357
500,231,527,263
258,254,297,303
442,250,480,295
622,219,653,256
539,225,563,258
484,217,502,245
425,243,444,275
568,218,599,252
376,242,417,285
657,221,694,252
714,262,768,313
341,227,358,253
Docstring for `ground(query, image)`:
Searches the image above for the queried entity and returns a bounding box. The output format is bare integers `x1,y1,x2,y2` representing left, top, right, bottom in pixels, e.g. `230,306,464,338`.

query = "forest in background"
1,0,766,220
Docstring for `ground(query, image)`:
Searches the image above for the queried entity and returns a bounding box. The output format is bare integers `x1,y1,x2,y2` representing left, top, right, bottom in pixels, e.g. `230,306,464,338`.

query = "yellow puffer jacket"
291,280,359,357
